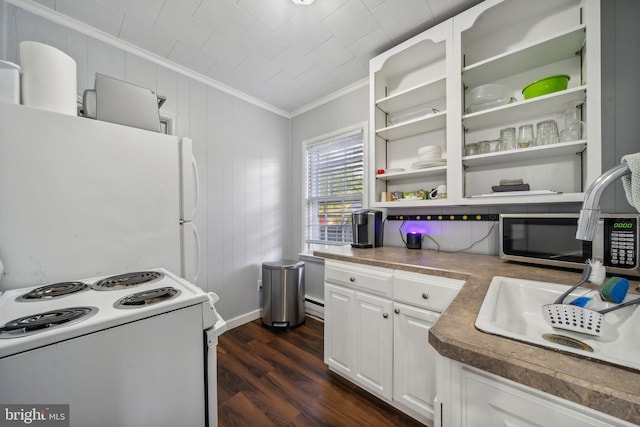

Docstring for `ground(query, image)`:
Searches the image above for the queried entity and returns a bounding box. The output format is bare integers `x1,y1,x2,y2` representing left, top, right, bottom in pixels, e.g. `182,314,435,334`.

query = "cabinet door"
447,361,635,427
353,291,393,400
324,283,355,378
393,302,439,424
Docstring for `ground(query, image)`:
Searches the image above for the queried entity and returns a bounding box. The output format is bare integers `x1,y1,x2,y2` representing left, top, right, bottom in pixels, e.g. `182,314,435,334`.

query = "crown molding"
5,0,291,118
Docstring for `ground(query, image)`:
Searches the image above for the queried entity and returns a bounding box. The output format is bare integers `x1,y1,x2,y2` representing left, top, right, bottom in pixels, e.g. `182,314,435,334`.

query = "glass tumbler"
464,143,478,156
499,127,516,151
517,124,534,149
477,141,490,154
535,120,559,146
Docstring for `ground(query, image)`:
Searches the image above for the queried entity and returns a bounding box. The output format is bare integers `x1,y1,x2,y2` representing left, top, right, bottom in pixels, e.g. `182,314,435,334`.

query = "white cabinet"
353,290,393,399
324,261,394,400
393,302,439,423
324,283,356,378
369,19,454,207
392,269,463,424
324,283,393,399
369,0,601,207
324,260,463,424
436,356,636,427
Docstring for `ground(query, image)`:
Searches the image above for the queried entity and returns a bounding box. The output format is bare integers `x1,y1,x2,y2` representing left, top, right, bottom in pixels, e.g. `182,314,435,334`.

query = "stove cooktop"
17,281,89,301
92,271,164,290
0,268,210,357
0,306,98,338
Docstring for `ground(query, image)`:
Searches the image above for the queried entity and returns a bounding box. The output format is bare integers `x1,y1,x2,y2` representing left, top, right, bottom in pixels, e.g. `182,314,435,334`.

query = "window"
303,124,366,251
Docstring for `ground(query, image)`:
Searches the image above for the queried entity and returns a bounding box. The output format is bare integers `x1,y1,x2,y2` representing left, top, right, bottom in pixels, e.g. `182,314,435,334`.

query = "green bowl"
522,74,570,99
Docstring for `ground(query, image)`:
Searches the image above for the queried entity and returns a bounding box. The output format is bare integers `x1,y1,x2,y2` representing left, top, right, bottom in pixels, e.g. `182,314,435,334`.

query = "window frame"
301,122,369,253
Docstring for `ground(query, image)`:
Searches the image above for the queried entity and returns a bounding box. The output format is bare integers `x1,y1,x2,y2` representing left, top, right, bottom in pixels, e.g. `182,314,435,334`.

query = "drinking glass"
517,124,534,149
560,101,585,142
499,127,516,151
477,141,490,154
465,143,478,156
535,120,559,146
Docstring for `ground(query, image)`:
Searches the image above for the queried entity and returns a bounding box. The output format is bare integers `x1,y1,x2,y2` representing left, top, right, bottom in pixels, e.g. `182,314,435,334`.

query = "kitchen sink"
475,276,640,371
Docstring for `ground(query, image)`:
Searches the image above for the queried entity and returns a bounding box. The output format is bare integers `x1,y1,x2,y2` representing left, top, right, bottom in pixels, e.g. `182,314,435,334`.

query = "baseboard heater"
304,297,324,321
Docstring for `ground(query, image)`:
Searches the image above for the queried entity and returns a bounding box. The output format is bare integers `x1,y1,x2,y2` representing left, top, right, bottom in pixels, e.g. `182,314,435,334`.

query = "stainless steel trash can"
261,260,305,329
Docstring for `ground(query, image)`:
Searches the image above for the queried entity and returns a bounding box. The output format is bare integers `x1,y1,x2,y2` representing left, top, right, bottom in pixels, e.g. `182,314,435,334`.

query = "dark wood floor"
217,317,425,427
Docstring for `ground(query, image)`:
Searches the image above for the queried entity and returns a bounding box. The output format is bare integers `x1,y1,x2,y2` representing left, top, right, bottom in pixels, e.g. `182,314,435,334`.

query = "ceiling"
31,0,481,115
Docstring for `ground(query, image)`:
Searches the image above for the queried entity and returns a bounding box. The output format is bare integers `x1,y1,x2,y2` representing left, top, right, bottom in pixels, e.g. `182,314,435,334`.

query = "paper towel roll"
20,41,77,115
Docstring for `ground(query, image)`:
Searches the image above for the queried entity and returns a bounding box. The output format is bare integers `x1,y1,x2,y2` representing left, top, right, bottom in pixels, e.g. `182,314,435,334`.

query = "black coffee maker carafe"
351,209,383,248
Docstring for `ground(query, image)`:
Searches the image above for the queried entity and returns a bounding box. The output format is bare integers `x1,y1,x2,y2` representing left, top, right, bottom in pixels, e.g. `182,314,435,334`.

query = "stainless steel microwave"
499,213,640,277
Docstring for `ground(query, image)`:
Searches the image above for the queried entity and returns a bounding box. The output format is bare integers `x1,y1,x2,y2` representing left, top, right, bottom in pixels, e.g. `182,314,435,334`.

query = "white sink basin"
476,276,640,371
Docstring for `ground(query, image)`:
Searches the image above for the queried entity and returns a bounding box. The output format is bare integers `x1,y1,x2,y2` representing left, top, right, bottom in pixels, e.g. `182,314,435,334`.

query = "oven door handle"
205,292,227,337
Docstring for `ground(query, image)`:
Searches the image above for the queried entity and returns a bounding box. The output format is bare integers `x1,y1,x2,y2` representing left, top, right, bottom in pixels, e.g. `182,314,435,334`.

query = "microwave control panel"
604,217,637,268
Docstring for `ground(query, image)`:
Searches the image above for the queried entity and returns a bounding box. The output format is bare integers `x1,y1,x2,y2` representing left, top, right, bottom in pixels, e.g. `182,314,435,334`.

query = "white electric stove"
0,268,225,427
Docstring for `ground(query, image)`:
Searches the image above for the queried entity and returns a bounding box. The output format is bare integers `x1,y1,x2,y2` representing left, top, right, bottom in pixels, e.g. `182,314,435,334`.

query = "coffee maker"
351,209,383,248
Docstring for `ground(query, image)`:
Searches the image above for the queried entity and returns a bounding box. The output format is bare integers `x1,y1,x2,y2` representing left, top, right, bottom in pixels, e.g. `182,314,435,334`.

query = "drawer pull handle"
383,313,389,319
349,276,356,282
394,308,400,314
422,292,429,300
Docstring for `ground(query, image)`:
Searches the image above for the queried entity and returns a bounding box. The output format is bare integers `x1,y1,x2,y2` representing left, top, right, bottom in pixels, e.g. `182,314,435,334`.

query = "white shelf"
462,86,586,132
376,76,446,114
376,111,447,141
373,199,451,208
461,192,585,205
376,165,447,181
462,140,586,168
463,25,586,88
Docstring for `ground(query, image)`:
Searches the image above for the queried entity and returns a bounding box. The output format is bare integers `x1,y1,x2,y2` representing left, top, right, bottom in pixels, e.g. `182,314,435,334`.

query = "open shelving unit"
368,0,601,207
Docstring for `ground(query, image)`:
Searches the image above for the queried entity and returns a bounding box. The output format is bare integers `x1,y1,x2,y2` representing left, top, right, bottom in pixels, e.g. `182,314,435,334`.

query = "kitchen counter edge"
314,246,640,425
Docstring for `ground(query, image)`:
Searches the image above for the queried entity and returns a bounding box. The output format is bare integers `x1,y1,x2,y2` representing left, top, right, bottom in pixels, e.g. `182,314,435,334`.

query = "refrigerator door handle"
192,154,199,218
179,137,198,222
192,221,201,284
181,221,201,284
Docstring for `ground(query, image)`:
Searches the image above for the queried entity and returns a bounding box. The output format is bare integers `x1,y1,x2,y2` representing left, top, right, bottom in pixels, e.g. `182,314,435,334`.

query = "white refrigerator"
0,103,200,290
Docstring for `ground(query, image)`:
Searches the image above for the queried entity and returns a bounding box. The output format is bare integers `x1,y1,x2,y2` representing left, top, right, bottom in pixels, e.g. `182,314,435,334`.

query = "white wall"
0,2,291,324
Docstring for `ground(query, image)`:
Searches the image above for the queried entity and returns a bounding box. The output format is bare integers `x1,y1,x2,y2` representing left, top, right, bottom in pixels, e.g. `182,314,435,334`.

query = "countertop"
313,246,640,425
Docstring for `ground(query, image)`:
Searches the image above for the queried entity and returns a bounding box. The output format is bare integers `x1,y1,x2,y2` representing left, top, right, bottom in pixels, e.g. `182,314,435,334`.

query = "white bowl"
419,152,443,161
417,145,441,156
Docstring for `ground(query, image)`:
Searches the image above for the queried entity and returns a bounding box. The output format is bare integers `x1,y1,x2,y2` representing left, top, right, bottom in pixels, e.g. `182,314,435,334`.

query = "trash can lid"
262,259,305,270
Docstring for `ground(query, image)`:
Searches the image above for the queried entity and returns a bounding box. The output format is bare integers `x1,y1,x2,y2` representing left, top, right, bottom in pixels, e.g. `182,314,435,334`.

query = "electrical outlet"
257,279,262,292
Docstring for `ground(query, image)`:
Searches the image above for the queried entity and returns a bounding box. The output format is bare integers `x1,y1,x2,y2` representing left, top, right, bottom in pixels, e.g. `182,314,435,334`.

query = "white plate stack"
412,145,446,169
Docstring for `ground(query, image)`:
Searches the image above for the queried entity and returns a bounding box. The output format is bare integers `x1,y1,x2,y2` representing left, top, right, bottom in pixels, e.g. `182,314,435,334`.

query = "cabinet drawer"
325,260,393,298
393,270,463,312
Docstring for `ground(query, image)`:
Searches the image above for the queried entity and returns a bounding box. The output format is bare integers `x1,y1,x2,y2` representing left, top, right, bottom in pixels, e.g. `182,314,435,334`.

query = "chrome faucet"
576,162,631,241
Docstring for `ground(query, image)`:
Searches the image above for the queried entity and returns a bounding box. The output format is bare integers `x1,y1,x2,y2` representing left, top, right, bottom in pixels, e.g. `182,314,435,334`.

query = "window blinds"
305,130,364,246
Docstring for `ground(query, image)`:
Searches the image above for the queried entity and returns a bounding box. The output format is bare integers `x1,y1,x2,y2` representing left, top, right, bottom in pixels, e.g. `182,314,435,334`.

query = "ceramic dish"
417,145,441,156
411,160,446,169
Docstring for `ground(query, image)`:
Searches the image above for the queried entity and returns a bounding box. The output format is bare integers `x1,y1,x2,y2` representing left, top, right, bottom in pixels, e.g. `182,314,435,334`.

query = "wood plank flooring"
217,317,425,427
